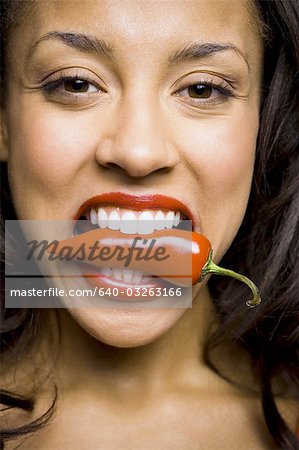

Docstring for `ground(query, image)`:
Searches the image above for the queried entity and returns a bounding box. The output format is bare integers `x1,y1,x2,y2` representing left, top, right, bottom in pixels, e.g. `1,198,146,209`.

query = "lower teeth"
99,267,151,284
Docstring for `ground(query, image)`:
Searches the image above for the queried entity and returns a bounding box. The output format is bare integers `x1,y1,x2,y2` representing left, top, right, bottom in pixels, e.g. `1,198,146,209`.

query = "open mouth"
74,206,192,286
73,194,194,290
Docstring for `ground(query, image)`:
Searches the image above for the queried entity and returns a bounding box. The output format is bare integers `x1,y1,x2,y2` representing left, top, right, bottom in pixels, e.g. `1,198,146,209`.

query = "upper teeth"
88,207,181,235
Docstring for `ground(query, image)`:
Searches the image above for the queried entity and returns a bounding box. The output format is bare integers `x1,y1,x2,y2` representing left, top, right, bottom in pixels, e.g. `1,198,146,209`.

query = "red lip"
75,192,195,224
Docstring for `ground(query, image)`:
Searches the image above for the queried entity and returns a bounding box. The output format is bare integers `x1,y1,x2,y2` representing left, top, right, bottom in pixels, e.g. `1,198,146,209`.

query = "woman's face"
3,0,263,346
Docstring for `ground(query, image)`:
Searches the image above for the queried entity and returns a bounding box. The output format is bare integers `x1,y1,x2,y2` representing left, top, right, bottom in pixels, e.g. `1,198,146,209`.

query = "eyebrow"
28,31,114,60
169,42,250,71
28,31,249,72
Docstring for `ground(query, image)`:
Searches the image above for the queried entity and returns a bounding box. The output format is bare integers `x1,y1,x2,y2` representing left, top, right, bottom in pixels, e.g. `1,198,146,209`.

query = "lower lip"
81,266,171,301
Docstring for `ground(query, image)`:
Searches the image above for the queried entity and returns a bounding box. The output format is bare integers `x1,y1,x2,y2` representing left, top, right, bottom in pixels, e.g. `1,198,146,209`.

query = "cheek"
173,108,258,253
7,99,98,204
199,118,256,191
9,107,93,184
186,108,257,179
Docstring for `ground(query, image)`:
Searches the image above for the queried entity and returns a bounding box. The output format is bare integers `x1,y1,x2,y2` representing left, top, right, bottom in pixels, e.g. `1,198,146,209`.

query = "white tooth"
165,211,175,229
120,211,138,234
138,211,154,234
132,270,143,284
100,267,112,277
108,210,120,230
123,269,134,283
98,208,108,228
90,208,97,225
154,210,165,231
142,276,153,284
174,211,180,227
112,268,122,280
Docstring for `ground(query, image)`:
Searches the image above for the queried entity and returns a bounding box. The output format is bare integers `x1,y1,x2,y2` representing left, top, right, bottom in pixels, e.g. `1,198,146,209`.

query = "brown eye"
63,79,89,92
187,84,212,98
63,79,97,93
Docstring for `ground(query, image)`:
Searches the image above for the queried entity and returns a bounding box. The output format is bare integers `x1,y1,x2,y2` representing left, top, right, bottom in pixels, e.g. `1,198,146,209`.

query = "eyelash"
40,73,237,106
174,79,237,106
40,73,104,97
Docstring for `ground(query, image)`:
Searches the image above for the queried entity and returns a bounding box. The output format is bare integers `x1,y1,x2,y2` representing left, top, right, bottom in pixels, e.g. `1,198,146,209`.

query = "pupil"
65,79,88,92
188,84,211,98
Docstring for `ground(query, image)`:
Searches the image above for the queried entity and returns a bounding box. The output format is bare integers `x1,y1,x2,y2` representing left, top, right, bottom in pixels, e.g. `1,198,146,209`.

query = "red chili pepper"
46,228,261,308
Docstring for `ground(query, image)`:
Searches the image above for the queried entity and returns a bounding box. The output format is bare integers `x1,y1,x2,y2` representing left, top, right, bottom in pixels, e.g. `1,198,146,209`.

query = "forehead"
37,0,253,35
12,0,261,63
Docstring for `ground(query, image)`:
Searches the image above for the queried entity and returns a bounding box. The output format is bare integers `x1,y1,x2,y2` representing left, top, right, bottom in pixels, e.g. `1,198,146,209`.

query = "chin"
68,307,185,348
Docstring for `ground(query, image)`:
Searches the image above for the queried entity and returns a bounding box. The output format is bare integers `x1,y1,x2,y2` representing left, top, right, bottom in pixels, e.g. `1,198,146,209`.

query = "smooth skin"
1,0,298,448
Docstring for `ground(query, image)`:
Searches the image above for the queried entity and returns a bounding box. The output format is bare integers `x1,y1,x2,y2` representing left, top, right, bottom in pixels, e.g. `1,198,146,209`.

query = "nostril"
107,162,120,169
155,166,173,174
100,161,173,178
101,162,123,170
95,139,179,177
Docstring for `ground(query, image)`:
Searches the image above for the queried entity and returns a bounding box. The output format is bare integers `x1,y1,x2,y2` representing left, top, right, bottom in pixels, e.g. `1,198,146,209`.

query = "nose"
95,97,179,178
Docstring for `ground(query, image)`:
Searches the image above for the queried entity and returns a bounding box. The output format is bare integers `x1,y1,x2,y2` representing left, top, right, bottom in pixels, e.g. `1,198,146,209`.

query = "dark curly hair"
1,0,298,449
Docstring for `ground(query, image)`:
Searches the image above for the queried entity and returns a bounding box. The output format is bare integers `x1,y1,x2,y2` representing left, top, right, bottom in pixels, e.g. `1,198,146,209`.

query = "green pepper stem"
201,251,261,308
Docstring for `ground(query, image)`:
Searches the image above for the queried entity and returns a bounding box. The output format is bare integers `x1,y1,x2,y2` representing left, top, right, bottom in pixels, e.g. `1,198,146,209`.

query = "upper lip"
75,192,196,225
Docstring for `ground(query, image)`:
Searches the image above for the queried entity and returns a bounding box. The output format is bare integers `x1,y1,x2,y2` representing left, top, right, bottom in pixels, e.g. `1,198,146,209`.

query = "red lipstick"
75,192,195,224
